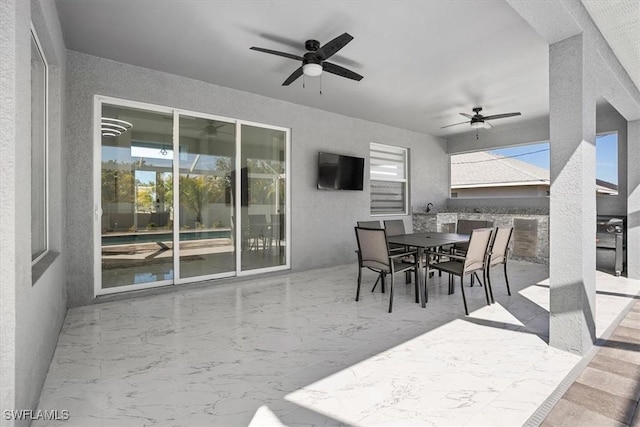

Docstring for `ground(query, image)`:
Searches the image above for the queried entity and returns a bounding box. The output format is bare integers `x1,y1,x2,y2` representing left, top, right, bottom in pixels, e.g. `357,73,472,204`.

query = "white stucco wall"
65,51,449,307
1,0,68,424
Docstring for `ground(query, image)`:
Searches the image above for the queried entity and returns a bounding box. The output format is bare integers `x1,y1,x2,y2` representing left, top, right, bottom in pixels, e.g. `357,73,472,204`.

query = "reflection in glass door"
178,115,236,279
100,104,174,289
240,124,287,271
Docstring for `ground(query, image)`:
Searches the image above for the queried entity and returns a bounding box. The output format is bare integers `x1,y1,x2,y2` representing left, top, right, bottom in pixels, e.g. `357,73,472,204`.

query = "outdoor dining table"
387,232,470,308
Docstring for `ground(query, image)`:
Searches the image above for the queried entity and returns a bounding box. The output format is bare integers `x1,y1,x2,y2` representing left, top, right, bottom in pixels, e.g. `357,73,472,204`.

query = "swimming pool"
102,229,232,246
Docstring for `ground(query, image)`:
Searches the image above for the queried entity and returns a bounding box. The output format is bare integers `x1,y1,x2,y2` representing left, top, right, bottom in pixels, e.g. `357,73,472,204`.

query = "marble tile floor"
34,261,640,426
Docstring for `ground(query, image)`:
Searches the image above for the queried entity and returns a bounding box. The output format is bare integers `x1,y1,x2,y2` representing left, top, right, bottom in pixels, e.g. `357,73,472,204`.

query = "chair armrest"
425,249,465,260
389,250,417,259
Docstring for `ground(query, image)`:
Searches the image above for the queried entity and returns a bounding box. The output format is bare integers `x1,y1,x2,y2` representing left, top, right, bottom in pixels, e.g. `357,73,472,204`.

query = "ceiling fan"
250,32,363,86
441,107,521,130
201,121,229,138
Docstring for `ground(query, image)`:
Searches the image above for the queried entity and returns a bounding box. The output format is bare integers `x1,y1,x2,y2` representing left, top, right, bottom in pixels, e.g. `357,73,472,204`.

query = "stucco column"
627,120,640,279
549,34,597,355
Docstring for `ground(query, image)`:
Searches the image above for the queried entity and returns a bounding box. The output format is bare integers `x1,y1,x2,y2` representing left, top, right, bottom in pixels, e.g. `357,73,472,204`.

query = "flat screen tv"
317,152,364,190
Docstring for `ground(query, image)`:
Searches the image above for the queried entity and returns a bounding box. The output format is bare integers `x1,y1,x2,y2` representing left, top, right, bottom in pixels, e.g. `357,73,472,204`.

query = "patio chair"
357,220,384,292
453,219,494,253
486,227,514,302
248,214,270,250
357,220,382,229
354,227,418,313
427,228,494,315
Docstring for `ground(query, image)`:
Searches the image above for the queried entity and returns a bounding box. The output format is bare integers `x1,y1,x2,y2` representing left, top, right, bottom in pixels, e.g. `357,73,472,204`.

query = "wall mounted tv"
317,152,364,191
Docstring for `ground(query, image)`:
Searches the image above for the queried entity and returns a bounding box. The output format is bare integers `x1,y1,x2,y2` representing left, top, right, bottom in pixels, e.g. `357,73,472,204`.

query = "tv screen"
317,152,364,190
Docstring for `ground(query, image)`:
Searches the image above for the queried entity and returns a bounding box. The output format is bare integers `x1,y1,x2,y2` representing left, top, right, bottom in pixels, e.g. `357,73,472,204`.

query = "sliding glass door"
97,98,289,294
100,104,174,289
177,115,236,279
240,124,287,272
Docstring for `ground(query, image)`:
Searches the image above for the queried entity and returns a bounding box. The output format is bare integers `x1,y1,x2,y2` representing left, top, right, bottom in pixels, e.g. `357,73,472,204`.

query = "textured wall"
548,34,597,355
65,51,449,307
1,1,68,423
0,0,23,421
628,120,640,279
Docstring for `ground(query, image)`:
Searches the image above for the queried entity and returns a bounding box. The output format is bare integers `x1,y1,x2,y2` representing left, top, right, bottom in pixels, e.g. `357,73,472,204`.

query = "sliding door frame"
93,95,291,297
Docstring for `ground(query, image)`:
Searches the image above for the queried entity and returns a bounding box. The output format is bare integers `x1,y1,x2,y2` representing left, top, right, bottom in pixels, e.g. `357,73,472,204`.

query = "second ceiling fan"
441,107,521,129
250,32,363,86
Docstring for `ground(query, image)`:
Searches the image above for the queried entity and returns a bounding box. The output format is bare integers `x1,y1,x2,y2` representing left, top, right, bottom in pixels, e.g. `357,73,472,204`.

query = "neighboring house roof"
451,151,549,189
451,151,618,194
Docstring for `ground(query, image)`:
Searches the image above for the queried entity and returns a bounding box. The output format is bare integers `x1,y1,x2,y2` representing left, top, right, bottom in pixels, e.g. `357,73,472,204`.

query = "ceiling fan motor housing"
303,52,321,66
305,39,320,51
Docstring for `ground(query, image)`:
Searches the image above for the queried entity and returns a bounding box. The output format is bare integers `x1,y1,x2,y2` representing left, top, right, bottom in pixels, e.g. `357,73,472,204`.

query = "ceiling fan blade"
316,33,353,60
440,120,470,129
322,62,363,81
282,67,303,86
459,113,473,119
481,112,521,121
250,47,303,61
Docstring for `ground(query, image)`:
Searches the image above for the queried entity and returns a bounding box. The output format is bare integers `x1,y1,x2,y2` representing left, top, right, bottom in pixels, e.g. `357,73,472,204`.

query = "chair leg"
414,269,419,303
460,276,469,315
470,274,475,287
485,267,495,304
371,273,381,292
405,270,411,284
356,266,362,301
381,273,386,293
478,271,490,306
388,274,395,313
504,262,511,296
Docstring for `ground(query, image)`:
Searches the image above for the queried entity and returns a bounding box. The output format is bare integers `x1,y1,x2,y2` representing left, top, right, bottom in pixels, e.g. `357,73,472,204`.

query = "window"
450,142,550,199
370,143,408,215
449,134,618,198
31,28,48,262
596,132,618,195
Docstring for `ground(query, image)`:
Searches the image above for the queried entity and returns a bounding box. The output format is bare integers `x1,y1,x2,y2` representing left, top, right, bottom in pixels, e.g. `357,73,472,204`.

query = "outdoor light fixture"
101,117,133,137
302,63,323,77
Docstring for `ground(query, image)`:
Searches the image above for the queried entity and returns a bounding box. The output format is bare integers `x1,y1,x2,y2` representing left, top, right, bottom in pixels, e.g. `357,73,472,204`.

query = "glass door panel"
178,116,236,278
240,124,287,271
100,104,174,289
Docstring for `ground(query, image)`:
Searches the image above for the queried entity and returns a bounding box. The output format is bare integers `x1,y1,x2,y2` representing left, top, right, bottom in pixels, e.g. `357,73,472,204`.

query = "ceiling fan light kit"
302,62,322,77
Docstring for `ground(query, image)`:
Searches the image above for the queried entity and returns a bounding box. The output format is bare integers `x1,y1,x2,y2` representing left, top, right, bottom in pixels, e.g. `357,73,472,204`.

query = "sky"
490,133,618,185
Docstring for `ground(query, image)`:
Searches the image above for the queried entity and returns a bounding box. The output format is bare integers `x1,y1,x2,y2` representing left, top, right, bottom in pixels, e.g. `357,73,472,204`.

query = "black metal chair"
486,227,514,302
354,227,418,313
356,220,384,291
427,228,494,315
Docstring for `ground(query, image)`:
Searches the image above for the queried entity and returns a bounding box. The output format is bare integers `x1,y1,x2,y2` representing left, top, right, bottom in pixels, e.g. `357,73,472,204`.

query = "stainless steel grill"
596,216,625,276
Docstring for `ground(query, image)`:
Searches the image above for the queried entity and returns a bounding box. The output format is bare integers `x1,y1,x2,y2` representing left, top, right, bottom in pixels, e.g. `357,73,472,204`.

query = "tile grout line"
523,294,640,427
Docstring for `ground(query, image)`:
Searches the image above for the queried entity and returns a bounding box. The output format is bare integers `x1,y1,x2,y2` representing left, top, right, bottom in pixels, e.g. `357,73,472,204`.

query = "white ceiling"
53,0,635,138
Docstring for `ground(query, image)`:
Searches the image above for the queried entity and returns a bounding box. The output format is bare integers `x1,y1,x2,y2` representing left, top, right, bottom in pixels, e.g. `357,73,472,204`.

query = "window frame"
30,25,49,265
369,142,409,216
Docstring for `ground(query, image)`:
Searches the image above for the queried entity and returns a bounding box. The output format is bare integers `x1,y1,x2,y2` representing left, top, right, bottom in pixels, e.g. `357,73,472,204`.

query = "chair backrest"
354,227,390,271
249,214,266,225
271,214,285,239
384,219,406,236
463,228,493,274
457,219,492,235
490,227,513,266
357,220,382,229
